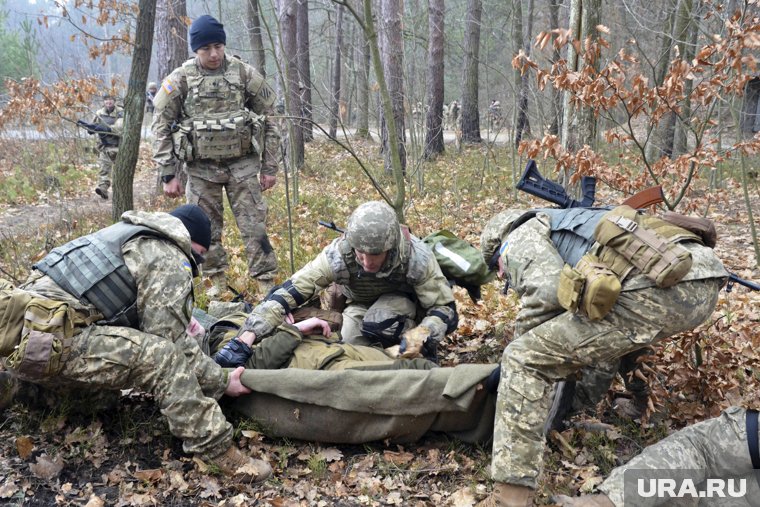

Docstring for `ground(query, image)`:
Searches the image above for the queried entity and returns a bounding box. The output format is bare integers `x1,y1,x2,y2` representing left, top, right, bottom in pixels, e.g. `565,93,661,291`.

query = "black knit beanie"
189,15,226,52
170,204,211,250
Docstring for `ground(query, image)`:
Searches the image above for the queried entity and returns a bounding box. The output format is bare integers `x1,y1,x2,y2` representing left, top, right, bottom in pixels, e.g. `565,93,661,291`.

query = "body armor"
33,222,186,328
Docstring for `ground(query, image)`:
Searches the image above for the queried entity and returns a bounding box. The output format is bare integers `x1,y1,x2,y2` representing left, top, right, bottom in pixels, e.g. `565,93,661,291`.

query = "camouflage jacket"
21,211,227,399
93,105,123,148
151,55,280,177
242,235,457,343
501,212,728,335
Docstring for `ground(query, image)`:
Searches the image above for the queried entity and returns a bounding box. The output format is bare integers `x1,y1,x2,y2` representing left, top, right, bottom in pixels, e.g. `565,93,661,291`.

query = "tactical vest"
181,58,261,160
96,108,122,147
326,236,431,305
33,222,191,328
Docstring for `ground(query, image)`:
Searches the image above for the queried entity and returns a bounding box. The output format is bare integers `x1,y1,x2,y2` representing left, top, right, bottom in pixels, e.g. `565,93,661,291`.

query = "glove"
399,325,432,359
213,339,254,368
77,120,95,134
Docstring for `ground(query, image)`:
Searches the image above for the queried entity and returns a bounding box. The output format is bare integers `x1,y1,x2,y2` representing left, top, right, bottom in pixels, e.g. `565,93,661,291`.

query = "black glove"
213,339,254,368
77,120,96,134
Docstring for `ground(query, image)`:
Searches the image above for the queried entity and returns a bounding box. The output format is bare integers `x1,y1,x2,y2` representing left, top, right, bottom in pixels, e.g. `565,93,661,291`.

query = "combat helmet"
148,82,157,90
345,201,400,254
480,208,525,269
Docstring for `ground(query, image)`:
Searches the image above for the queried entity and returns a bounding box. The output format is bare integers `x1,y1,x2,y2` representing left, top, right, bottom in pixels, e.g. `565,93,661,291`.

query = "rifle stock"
622,186,664,209
515,160,596,208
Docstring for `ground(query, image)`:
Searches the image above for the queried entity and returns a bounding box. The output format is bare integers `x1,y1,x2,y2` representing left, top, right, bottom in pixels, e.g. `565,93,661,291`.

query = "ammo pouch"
0,279,32,357
191,111,256,161
557,253,622,321
594,205,698,288
5,298,98,379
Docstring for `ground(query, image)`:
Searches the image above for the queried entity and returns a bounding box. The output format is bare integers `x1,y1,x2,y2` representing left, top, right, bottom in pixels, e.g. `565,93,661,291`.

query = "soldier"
488,99,502,130
450,100,460,130
151,14,281,296
0,205,271,480
92,94,123,200
145,82,158,114
476,207,728,506
237,201,458,360
554,406,760,506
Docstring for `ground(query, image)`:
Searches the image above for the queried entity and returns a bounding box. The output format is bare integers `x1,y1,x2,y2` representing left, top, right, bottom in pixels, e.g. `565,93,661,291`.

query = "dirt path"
0,167,160,239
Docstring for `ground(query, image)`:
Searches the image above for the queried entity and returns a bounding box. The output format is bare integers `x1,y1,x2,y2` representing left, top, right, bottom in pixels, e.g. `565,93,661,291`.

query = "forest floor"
0,136,759,506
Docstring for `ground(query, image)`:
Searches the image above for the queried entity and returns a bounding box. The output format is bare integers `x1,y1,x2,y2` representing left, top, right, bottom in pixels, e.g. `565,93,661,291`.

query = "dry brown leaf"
83,494,105,507
131,469,163,483
383,450,414,466
447,487,477,507
199,476,221,499
15,436,34,459
318,448,343,462
29,454,64,480
0,480,19,499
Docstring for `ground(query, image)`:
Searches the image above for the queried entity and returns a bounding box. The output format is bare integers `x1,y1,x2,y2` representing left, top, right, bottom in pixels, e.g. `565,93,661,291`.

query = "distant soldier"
449,100,460,130
488,99,502,130
145,82,158,114
88,94,123,200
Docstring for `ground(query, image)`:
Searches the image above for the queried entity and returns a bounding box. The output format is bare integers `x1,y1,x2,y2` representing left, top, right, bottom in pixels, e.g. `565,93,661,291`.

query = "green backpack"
422,230,496,301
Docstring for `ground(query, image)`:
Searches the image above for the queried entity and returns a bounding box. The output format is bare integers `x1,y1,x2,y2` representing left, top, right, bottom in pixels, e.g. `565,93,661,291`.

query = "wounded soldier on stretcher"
186,307,500,445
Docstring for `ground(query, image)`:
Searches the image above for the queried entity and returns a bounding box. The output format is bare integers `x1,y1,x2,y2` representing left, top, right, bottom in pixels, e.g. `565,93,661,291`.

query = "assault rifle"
515,159,759,292
318,220,345,234
76,120,112,135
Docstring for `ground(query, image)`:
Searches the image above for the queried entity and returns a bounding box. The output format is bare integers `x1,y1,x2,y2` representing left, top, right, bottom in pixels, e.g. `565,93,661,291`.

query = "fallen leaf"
318,448,343,462
15,436,34,459
447,487,476,507
199,476,221,499
131,469,163,483
383,450,414,466
83,494,105,507
29,454,64,480
0,480,18,499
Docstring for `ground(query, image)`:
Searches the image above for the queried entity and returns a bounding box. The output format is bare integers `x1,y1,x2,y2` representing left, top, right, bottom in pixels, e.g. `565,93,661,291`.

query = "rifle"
318,220,345,234
515,160,596,208
76,120,111,135
726,273,760,292
515,159,665,210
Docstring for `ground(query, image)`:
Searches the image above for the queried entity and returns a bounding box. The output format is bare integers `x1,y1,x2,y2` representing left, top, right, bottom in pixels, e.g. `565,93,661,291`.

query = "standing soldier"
450,100,460,131
92,94,123,200
476,207,728,506
145,82,158,114
151,14,281,296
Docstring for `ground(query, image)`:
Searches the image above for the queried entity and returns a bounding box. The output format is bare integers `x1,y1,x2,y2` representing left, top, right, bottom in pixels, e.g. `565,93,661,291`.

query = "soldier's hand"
224,366,251,397
260,173,276,191
294,317,331,337
163,177,183,198
399,325,432,358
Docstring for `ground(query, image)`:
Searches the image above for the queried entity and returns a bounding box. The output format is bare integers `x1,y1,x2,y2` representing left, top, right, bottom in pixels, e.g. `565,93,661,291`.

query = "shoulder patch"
182,260,193,273
162,78,174,94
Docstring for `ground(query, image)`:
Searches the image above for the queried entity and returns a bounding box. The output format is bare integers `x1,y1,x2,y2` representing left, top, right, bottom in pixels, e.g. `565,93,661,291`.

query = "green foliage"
0,1,39,91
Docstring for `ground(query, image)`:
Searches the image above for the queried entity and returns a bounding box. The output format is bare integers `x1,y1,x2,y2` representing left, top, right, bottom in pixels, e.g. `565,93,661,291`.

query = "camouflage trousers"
492,278,723,487
29,324,233,458
186,158,277,281
97,147,118,190
600,406,760,506
341,292,417,347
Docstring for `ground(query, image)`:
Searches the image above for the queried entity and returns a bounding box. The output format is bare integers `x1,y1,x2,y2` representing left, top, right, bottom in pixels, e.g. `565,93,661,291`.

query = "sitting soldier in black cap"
0,204,272,481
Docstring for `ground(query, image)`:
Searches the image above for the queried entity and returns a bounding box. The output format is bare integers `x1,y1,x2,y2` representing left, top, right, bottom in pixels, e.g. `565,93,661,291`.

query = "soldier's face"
354,250,388,273
196,43,225,70
104,98,115,111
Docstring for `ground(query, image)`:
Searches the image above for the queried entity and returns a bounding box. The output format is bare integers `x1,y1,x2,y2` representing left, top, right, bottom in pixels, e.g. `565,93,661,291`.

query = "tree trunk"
514,0,534,147
245,0,267,75
380,0,407,175
354,0,371,139
112,0,156,220
423,0,445,159
661,0,694,158
297,0,313,141
280,0,305,173
548,0,562,136
460,0,482,144
672,0,700,157
329,4,344,139
155,0,187,82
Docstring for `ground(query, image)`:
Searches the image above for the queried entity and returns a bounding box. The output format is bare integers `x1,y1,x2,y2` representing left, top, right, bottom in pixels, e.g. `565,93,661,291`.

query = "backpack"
422,230,496,301
0,278,31,357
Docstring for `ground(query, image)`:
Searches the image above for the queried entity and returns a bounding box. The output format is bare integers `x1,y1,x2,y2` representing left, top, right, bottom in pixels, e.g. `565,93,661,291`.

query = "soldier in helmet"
91,94,124,200
237,201,458,360
475,207,728,507
145,82,158,114
151,14,281,296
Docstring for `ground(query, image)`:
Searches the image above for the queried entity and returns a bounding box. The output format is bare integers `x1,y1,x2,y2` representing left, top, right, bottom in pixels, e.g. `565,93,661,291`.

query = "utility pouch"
192,111,253,160
574,253,621,321
595,206,693,288
0,279,31,357
557,264,585,314
172,122,194,162
661,212,716,248
6,298,94,379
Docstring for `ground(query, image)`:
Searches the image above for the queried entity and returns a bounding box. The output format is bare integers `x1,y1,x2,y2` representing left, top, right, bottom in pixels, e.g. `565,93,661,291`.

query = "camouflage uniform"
599,406,760,506
241,202,457,349
482,210,728,488
12,211,232,459
151,55,281,283
93,104,123,194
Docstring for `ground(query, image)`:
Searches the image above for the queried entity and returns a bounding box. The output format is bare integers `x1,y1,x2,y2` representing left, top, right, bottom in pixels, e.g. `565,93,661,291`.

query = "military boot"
95,186,109,200
552,493,614,506
476,482,535,507
208,445,272,482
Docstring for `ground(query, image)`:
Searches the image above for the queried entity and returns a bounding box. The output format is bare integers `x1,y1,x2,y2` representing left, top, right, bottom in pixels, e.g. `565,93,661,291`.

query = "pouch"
661,212,717,248
557,264,585,313
574,253,621,321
